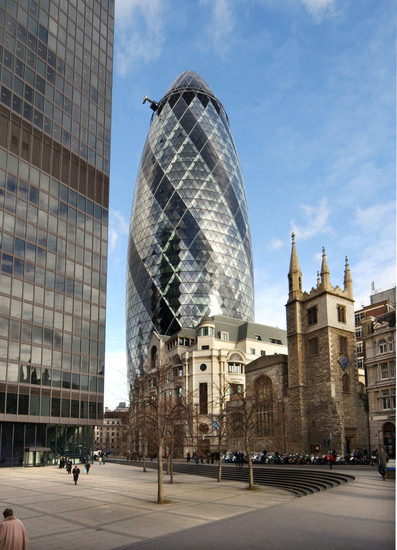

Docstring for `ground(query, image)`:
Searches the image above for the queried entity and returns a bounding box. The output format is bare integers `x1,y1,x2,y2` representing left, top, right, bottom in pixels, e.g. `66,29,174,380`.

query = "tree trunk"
245,435,254,490
157,442,164,503
217,440,222,482
169,455,174,484
142,450,146,473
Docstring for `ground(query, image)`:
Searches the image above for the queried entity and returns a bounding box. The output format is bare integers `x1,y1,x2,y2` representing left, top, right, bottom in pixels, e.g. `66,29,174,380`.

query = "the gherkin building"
126,71,254,377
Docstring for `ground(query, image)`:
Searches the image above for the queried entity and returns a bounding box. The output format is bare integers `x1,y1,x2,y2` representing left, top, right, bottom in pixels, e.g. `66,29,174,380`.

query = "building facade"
355,286,395,386
362,309,395,457
285,235,368,455
130,315,287,458
126,71,254,380
94,402,129,456
0,0,114,466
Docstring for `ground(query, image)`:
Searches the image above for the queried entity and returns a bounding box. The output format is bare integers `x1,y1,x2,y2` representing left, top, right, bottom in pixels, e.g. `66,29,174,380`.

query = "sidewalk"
0,463,294,549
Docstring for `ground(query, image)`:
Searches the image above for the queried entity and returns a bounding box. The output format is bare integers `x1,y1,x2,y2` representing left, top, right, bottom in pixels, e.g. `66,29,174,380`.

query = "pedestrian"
377,447,389,480
0,508,29,550
85,462,91,474
66,460,72,474
98,456,103,465
72,466,80,485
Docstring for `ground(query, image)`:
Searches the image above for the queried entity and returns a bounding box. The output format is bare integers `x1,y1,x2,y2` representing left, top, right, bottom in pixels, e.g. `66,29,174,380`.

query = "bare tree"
140,363,186,503
204,383,229,482
228,393,259,490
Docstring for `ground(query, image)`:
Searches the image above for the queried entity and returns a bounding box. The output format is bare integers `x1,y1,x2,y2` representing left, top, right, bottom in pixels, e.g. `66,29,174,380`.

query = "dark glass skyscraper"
127,71,254,377
0,0,113,466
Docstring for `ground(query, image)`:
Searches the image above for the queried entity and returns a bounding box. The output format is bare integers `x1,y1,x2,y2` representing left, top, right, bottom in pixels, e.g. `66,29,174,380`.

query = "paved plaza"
0,462,394,549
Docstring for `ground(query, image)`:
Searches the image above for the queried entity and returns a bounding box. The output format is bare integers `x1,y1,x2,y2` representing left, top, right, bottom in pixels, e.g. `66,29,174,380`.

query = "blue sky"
104,0,396,408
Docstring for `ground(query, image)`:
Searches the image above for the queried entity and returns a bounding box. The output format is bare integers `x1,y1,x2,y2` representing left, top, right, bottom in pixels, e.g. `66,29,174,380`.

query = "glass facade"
127,71,254,377
0,0,113,466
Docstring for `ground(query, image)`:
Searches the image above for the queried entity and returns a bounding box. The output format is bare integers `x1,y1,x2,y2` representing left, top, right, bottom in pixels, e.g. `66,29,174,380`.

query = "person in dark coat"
72,466,80,485
377,448,389,480
85,462,90,474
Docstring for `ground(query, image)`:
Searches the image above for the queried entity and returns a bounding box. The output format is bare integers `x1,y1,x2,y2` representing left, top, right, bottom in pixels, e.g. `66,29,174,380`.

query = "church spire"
320,247,331,289
288,233,302,298
343,256,353,297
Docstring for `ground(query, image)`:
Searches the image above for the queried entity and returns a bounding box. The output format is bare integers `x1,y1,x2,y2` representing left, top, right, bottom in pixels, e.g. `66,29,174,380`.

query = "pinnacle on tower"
320,247,331,289
288,233,302,296
344,256,353,297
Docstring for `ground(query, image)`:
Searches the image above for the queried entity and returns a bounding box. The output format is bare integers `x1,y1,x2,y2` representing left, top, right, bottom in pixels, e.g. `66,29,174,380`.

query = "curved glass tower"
127,71,254,376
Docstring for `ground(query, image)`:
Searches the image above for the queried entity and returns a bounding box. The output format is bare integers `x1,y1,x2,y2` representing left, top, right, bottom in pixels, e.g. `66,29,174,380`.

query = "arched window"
342,373,350,393
379,340,387,354
254,375,273,436
151,346,158,368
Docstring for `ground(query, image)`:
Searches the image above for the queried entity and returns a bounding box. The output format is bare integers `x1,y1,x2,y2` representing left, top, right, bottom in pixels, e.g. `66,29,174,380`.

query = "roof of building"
164,315,287,345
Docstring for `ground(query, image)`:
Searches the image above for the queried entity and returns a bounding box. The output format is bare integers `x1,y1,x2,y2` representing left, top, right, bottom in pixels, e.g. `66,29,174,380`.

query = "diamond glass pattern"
126,71,254,377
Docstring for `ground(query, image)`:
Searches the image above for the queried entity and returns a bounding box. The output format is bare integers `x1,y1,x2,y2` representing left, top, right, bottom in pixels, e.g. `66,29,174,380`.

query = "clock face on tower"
339,356,349,370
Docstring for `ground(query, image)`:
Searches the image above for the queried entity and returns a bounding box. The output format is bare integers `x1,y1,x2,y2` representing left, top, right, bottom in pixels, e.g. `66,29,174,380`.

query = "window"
176,386,183,398
221,332,229,341
355,312,363,324
388,338,394,352
355,327,363,338
380,362,395,380
337,305,346,323
379,340,387,354
339,336,347,355
255,334,262,341
309,338,318,356
356,342,363,354
201,345,209,350
382,389,396,410
342,373,350,393
269,338,282,345
357,357,364,370
199,364,207,372
250,348,256,354
260,350,266,356
307,306,318,326
150,346,158,367
254,375,273,436
229,383,243,399
199,383,208,414
200,326,214,336
228,363,242,374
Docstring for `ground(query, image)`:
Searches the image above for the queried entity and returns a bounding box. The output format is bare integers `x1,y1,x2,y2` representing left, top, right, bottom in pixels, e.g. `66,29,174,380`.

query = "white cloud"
104,350,129,409
354,202,395,235
254,266,287,328
301,0,335,21
109,210,129,254
267,237,284,251
199,0,236,56
115,0,166,77
290,197,330,240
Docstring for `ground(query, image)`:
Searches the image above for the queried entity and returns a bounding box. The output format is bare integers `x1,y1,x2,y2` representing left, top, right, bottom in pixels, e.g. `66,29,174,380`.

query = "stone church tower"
285,234,368,455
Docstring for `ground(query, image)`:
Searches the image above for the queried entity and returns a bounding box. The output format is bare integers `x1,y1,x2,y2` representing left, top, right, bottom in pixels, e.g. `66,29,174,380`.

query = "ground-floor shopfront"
0,422,94,466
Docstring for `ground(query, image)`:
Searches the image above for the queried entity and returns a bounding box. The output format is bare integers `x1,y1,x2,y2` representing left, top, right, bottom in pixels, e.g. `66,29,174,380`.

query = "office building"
127,71,254,379
0,0,114,466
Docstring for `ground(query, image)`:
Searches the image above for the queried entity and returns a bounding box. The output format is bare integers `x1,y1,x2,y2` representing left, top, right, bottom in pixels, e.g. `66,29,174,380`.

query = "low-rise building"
130,316,287,459
94,402,129,456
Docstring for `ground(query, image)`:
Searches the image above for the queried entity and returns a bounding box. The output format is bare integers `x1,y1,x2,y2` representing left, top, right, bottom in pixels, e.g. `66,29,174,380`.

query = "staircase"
110,460,355,498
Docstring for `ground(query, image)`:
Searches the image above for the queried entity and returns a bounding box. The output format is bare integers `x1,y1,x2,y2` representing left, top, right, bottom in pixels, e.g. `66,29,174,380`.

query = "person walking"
72,466,81,485
377,447,389,480
85,462,91,474
0,508,29,550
